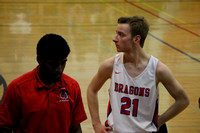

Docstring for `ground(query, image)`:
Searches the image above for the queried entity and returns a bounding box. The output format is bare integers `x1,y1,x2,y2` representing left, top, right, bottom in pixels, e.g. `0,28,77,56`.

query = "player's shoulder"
98,56,115,75
101,56,115,69
156,61,173,80
6,70,34,93
62,74,82,91
156,61,170,73
10,70,34,87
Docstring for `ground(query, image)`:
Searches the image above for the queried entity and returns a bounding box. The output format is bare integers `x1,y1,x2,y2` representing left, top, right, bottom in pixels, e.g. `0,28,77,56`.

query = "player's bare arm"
156,61,190,127
87,57,115,133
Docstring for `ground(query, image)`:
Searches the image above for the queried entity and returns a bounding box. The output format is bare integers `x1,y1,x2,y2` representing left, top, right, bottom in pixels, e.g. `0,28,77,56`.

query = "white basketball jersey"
107,53,159,133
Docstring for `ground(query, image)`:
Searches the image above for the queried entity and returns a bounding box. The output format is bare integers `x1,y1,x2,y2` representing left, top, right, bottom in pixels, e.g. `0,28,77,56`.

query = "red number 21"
120,97,139,117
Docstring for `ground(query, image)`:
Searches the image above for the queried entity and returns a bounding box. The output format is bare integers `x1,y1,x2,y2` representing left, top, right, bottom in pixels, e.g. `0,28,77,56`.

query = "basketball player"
87,16,189,133
0,33,87,133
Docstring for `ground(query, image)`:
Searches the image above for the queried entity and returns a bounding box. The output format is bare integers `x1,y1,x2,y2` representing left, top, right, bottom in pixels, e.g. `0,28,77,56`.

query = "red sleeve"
0,81,21,130
71,83,87,126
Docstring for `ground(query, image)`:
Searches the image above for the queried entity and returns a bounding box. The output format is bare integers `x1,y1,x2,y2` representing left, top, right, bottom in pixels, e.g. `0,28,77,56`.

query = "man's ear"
133,35,141,44
37,55,42,64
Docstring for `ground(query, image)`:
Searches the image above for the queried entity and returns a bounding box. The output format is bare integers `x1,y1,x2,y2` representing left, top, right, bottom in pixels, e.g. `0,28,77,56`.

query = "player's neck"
123,48,149,65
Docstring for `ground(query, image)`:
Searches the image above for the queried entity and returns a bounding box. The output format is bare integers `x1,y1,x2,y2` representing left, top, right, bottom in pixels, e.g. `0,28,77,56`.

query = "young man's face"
39,57,67,82
113,23,133,52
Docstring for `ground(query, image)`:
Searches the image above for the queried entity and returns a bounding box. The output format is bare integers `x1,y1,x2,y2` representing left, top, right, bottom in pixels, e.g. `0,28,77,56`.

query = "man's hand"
93,123,113,133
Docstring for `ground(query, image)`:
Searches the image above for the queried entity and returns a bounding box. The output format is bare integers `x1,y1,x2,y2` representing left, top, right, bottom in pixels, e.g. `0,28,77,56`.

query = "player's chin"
51,75,61,82
116,48,122,52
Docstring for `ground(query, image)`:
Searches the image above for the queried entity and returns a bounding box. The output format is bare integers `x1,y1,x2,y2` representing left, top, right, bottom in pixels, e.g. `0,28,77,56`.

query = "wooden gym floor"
0,0,199,132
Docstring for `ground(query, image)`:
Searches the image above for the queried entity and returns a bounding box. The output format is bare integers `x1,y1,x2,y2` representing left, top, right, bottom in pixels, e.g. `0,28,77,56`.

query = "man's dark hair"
37,33,70,59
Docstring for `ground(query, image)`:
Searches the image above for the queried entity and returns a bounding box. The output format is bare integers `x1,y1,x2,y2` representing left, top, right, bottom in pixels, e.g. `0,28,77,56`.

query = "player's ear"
37,55,42,64
132,35,141,45
134,35,141,44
